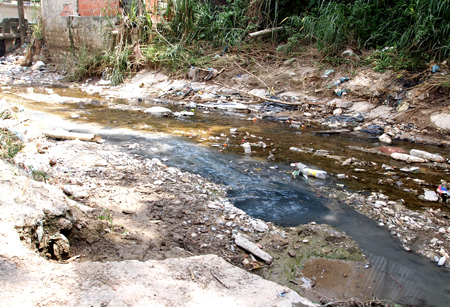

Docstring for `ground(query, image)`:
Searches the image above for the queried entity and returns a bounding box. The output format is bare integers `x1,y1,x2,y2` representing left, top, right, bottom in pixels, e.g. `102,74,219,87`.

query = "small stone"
122,209,136,214
397,101,410,113
321,247,332,254
302,239,309,244
379,133,392,144
342,158,352,166
288,250,296,258
374,201,386,208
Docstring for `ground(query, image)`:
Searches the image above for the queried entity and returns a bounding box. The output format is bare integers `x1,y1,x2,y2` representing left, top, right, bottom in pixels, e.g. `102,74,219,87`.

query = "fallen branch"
188,267,195,280
249,27,284,38
65,254,81,263
233,233,273,264
233,59,270,91
210,269,230,289
42,130,103,143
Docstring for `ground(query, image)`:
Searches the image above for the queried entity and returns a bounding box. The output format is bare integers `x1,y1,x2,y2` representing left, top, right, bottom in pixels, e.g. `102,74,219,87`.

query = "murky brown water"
6,86,449,212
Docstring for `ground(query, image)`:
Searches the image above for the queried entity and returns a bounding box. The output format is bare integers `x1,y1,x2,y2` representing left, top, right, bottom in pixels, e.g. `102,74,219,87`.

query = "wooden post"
17,0,26,44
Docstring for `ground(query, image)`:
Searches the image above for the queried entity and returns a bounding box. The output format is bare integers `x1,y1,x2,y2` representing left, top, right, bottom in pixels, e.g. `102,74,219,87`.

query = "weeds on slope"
0,107,24,162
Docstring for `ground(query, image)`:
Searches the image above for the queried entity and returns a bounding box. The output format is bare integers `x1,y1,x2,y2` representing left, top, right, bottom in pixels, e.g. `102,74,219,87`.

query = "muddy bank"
0,119,319,306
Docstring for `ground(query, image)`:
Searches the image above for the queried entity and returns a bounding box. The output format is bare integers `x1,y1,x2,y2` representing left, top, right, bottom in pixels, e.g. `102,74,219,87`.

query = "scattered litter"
332,77,350,86
321,69,335,78
437,185,449,196
335,89,349,97
400,166,420,173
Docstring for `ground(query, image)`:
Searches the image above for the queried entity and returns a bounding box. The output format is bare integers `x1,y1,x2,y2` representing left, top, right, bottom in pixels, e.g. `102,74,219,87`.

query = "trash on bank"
204,68,219,81
332,77,350,87
391,153,425,163
423,190,438,202
291,162,328,179
437,185,449,196
321,69,335,78
432,65,440,73
335,89,349,97
379,133,392,144
242,143,251,154
410,149,445,162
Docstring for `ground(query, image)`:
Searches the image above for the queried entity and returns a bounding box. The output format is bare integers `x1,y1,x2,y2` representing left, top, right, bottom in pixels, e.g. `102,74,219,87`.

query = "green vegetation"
0,108,24,161
98,209,114,230
282,0,450,63
69,0,449,83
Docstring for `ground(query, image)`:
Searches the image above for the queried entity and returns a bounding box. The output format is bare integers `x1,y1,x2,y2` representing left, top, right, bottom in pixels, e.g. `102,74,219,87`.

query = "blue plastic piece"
336,89,349,97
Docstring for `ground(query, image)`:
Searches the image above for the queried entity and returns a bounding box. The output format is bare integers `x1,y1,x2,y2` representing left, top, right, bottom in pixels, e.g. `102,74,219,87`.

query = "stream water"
3,87,450,306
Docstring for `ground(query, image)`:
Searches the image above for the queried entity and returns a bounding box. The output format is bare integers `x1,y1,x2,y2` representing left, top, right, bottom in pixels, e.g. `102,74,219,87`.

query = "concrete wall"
41,0,116,62
41,0,164,62
0,1,39,24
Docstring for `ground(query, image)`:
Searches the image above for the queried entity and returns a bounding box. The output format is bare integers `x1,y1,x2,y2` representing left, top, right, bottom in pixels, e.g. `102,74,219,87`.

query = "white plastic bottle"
300,168,328,179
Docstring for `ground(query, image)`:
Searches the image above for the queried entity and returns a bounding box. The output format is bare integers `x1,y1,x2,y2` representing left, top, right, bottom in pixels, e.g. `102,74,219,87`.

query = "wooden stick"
233,59,270,91
66,254,81,263
22,177,30,195
210,270,230,289
42,130,104,143
249,27,284,38
188,267,195,280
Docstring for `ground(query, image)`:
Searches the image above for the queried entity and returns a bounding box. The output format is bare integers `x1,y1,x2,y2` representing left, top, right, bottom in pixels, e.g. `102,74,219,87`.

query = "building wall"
41,0,163,62
42,0,116,61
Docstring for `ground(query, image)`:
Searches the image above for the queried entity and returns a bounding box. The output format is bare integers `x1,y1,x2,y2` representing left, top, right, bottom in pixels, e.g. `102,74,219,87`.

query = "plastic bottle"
300,168,328,179
291,162,328,179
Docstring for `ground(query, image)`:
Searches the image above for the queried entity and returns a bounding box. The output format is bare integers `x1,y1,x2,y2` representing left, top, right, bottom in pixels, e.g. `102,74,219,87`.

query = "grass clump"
0,108,24,161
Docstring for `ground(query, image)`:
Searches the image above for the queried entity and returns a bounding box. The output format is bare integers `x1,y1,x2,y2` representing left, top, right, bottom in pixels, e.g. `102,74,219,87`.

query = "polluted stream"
5,87,450,306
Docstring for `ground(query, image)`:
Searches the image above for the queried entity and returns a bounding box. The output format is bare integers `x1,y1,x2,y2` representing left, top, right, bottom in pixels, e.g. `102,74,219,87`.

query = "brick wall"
78,0,121,17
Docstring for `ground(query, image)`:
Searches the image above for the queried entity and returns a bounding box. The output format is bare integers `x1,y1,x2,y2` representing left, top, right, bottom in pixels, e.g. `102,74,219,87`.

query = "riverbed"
2,80,449,306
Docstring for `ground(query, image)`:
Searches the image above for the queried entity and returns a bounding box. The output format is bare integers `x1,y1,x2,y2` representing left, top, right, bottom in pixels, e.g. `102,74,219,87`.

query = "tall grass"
69,0,277,83
282,0,450,61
